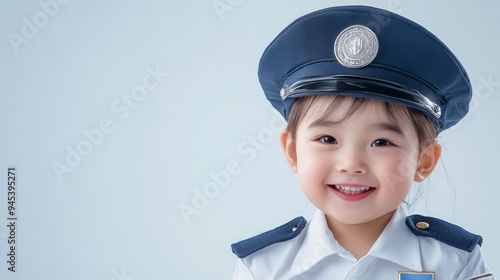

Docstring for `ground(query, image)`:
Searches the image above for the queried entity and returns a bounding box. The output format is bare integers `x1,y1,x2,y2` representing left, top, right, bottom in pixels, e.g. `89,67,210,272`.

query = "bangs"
289,95,411,132
303,95,368,126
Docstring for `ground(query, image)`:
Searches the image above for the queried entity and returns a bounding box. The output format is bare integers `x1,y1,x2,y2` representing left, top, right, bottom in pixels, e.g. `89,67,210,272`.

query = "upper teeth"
335,185,370,194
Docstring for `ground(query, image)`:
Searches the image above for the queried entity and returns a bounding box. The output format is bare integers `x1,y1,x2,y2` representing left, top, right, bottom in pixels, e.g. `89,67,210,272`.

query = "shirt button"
416,221,430,229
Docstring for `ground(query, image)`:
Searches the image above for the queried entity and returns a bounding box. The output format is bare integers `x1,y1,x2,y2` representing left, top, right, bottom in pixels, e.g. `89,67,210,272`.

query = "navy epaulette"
231,216,307,258
406,214,483,252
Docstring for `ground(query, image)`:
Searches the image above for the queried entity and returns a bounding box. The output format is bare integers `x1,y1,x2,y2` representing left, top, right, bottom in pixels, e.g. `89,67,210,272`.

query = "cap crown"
258,5,472,131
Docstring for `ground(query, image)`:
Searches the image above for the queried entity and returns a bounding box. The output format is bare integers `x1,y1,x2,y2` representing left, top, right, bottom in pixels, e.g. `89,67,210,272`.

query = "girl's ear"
414,141,442,182
280,131,297,173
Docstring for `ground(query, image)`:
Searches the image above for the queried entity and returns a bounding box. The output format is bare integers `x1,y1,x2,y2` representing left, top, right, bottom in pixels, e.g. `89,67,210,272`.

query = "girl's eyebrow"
308,119,404,135
307,119,340,128
372,123,404,135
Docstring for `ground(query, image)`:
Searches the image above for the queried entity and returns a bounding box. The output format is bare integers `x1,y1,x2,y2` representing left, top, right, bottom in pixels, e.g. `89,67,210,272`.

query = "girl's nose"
335,148,368,175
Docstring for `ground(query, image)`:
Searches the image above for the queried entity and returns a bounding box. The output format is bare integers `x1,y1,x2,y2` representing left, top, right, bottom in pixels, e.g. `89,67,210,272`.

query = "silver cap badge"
334,25,379,68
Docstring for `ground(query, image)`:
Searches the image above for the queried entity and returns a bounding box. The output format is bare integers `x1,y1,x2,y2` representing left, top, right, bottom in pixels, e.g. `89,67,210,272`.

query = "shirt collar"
367,206,423,271
288,209,341,277
288,205,422,278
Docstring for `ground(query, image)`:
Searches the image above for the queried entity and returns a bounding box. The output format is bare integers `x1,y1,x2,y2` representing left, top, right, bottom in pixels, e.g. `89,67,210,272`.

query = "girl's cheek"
378,163,414,193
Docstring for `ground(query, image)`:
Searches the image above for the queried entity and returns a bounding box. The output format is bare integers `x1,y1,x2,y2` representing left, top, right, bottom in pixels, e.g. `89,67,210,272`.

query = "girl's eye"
318,135,338,144
371,139,392,147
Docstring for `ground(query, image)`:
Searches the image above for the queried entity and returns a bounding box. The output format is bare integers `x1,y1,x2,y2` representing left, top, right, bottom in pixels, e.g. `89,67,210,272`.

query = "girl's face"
282,98,439,227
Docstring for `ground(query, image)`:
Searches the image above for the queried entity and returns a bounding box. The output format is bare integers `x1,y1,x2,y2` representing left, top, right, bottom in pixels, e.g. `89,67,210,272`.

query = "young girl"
231,5,493,280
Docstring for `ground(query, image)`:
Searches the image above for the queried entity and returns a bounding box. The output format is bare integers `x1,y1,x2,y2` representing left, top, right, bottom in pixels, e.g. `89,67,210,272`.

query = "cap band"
280,75,442,119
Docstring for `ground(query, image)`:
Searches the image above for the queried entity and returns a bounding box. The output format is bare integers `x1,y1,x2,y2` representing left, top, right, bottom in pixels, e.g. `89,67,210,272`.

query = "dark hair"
285,95,438,152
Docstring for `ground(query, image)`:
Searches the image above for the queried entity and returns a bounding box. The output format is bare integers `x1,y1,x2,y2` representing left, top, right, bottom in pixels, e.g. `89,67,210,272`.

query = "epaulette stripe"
406,215,483,253
231,216,306,258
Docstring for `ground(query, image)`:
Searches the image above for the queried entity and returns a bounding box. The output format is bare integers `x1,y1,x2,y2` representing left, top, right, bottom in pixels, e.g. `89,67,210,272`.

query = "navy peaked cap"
258,5,472,131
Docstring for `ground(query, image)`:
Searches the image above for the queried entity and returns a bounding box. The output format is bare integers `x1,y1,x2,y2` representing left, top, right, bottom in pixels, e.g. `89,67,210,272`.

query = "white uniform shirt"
232,206,493,280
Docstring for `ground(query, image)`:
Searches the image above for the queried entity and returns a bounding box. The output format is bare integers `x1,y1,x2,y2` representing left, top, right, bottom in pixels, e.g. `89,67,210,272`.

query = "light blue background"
0,0,498,279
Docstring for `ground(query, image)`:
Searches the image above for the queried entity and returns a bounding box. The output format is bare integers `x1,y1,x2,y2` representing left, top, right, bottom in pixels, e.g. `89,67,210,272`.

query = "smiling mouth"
331,185,374,195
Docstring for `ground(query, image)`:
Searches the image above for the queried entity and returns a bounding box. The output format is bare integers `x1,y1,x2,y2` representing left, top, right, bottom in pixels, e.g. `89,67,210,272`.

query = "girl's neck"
325,210,396,260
